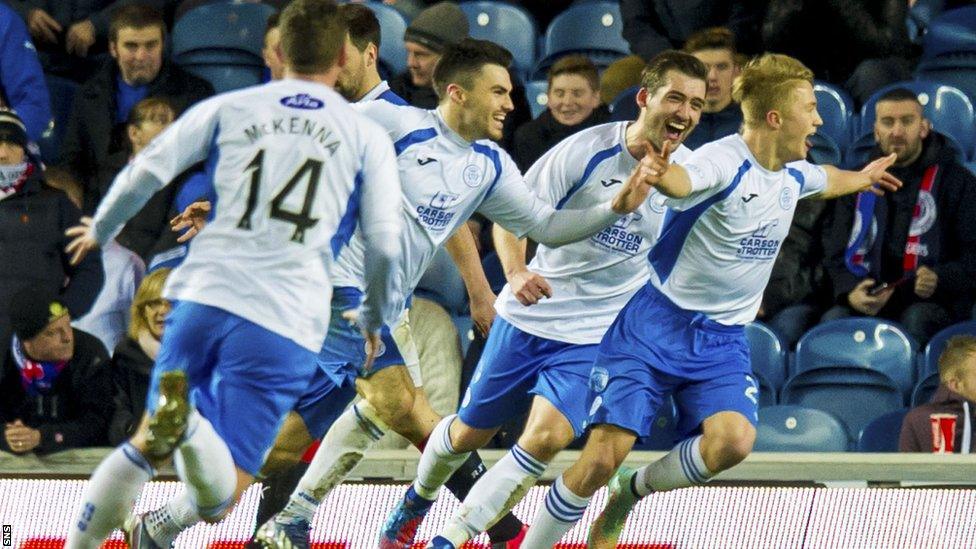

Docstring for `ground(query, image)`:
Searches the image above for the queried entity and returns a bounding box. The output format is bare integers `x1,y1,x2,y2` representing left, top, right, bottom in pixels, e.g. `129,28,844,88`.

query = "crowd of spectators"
0,0,975,457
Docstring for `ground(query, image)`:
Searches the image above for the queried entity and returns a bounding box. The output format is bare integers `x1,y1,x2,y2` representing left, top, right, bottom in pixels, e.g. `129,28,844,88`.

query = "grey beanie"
404,2,469,53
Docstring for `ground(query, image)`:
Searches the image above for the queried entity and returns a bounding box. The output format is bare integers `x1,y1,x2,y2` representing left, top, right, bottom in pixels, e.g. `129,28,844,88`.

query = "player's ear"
446,82,465,105
635,87,648,109
765,109,782,129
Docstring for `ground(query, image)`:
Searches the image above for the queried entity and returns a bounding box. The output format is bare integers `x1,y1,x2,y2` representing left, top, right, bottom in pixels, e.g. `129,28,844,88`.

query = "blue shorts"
146,301,318,476
317,287,406,388
458,317,597,438
587,284,758,438
294,367,358,439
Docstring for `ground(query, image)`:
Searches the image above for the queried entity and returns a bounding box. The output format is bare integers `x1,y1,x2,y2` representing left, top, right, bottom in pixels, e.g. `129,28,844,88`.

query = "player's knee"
372,390,416,430
450,420,495,453
518,424,573,462
708,421,755,470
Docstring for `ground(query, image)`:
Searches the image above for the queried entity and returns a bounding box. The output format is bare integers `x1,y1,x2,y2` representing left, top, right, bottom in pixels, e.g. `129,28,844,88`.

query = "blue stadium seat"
746,321,788,392
908,0,946,44
460,2,538,77
807,132,842,166
754,372,777,408
845,130,965,169
533,1,628,77
911,371,941,407
182,64,264,93
781,367,904,442
172,3,276,66
610,85,640,122
415,248,468,316
633,397,678,450
814,81,854,148
922,5,976,59
524,80,549,119
966,161,976,176
857,408,910,452
795,318,917,398
858,81,975,157
922,321,976,376
754,405,849,452
40,75,78,163
365,3,410,78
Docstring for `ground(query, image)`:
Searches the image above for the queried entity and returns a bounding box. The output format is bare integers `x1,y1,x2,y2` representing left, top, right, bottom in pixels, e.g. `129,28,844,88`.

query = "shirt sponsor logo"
736,219,781,261
590,212,644,255
416,191,458,230
280,94,325,110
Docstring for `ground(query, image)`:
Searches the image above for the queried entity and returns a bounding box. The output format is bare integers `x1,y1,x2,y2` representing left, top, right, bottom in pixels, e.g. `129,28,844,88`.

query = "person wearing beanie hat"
0,108,104,352
389,1,469,109
0,284,110,456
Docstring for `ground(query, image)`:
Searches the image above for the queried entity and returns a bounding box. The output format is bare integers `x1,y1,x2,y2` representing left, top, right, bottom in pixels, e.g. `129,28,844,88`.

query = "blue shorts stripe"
121,443,154,477
510,445,545,476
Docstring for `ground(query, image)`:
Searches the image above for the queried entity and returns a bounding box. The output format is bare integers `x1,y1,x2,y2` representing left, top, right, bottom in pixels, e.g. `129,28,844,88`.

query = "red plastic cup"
930,413,957,453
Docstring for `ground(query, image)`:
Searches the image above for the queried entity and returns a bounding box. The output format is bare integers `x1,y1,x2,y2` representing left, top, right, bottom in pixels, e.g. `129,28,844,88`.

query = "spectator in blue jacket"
0,4,52,143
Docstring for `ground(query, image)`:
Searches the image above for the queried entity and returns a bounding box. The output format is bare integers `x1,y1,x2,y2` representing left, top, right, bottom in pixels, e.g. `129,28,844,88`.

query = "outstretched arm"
819,153,902,199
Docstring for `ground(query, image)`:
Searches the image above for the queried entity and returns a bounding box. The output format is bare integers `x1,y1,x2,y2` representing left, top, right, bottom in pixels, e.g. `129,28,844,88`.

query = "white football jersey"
496,122,691,344
92,79,402,351
330,102,553,314
649,134,827,325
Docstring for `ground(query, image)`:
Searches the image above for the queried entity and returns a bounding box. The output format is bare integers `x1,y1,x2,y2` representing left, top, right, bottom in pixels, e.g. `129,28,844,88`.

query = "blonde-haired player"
521,53,903,548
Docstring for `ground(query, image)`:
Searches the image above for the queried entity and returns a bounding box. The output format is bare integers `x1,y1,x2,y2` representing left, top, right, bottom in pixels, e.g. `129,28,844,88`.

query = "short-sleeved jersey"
648,134,827,325
495,122,691,344
93,79,402,351
330,102,553,314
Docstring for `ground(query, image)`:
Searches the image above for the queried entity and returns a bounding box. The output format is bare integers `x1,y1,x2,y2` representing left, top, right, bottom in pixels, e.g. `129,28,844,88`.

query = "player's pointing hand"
612,140,673,214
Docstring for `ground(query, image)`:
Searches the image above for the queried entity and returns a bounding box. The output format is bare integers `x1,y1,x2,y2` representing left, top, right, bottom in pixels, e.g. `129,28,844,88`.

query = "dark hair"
339,4,381,51
683,27,737,56
279,0,347,74
640,50,707,96
109,4,166,43
877,87,921,105
547,54,599,91
264,12,280,39
432,38,512,98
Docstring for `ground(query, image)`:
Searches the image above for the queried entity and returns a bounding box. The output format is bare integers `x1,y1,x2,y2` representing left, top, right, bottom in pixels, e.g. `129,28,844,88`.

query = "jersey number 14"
237,149,321,244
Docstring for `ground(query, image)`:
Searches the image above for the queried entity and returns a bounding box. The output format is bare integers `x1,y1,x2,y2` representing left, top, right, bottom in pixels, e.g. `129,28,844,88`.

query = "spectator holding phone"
822,88,976,345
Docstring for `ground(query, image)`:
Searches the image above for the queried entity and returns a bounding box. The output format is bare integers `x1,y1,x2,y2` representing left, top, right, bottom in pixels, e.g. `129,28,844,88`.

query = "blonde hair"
128,268,171,340
938,335,976,383
732,53,813,129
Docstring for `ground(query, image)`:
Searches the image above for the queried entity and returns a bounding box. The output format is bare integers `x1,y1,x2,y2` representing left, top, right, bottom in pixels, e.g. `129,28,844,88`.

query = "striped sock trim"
678,438,708,484
544,483,587,523
195,493,234,520
509,444,545,477
353,403,385,441
122,442,155,477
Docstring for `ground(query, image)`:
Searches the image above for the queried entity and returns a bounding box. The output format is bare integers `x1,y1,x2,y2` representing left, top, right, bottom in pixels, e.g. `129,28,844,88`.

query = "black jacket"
621,0,763,60
512,105,612,172
0,329,111,454
107,336,153,446
59,59,213,213
823,133,976,319
762,198,829,317
763,0,911,84
683,103,743,151
0,171,104,343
